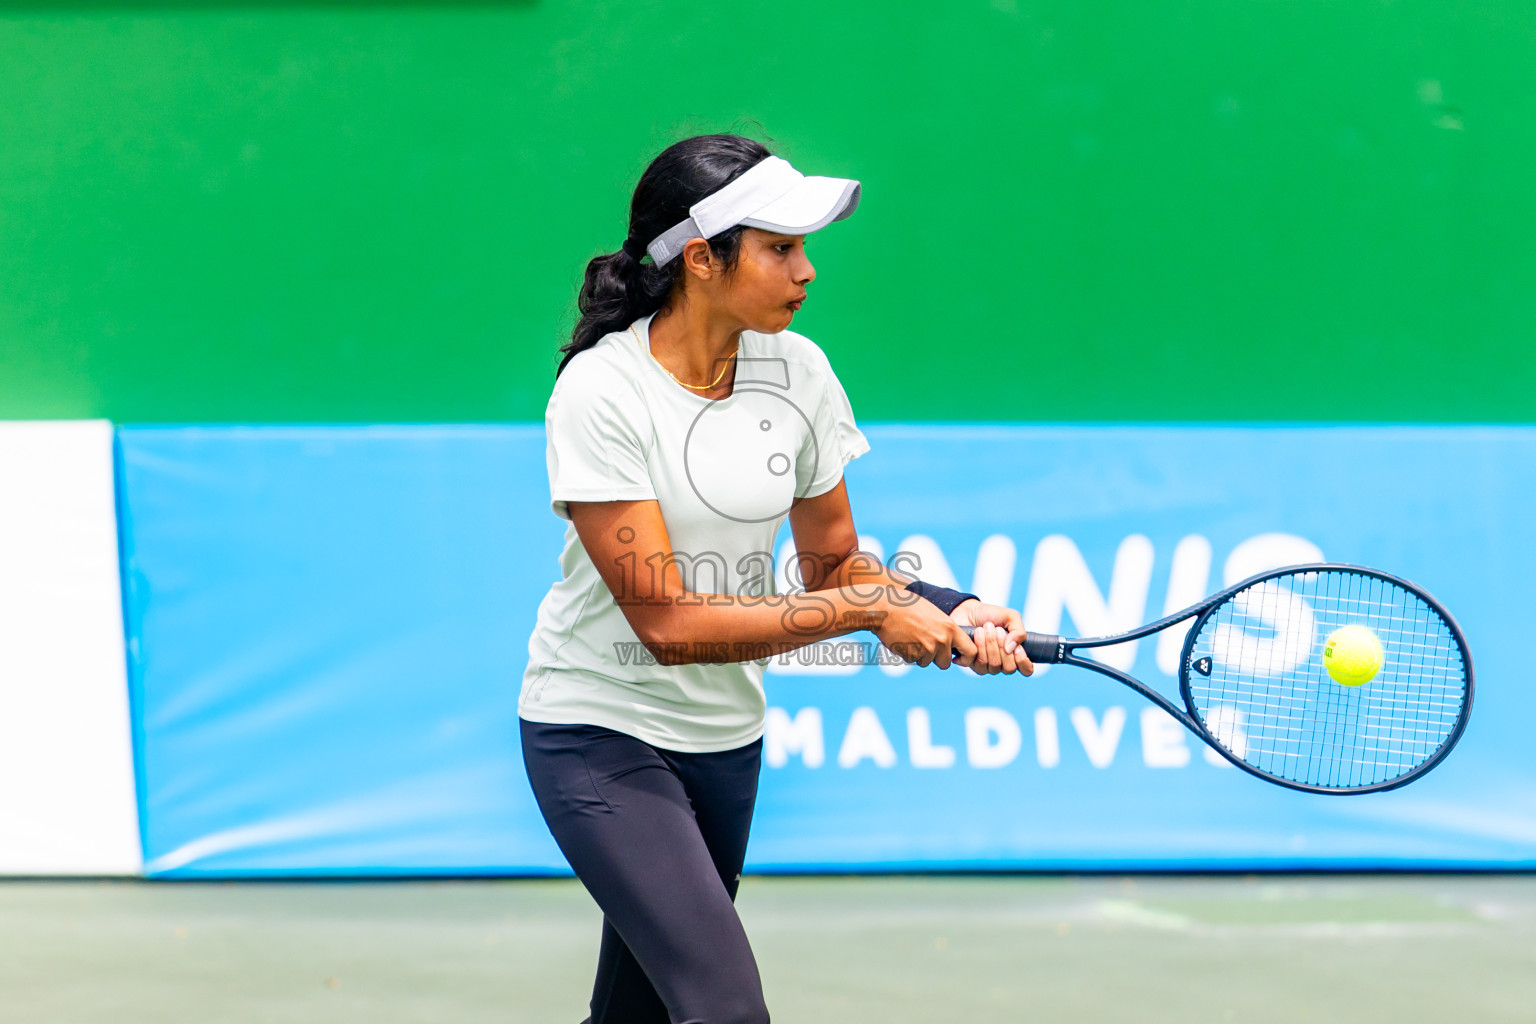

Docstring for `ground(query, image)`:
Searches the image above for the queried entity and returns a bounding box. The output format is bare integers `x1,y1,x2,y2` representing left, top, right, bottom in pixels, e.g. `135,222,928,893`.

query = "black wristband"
903,580,979,616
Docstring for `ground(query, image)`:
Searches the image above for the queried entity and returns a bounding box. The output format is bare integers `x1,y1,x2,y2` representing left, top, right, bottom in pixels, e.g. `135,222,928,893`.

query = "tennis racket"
960,563,1472,794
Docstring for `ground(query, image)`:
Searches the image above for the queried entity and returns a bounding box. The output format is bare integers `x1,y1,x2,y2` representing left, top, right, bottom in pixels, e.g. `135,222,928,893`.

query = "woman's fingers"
981,622,1004,675
967,622,1009,675
1004,615,1028,670
884,613,1030,673
945,622,976,671
962,620,1032,676
994,625,1013,673
966,623,987,673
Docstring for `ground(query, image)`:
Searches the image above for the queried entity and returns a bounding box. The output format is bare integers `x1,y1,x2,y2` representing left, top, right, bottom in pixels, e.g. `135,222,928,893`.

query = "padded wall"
0,422,141,875
117,425,1534,875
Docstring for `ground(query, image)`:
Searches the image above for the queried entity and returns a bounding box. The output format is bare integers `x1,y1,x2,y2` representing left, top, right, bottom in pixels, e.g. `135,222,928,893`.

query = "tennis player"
520,133,1033,1024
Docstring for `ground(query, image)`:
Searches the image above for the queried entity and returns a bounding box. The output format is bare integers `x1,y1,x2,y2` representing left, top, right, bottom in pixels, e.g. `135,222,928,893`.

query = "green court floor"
2,875,1532,1023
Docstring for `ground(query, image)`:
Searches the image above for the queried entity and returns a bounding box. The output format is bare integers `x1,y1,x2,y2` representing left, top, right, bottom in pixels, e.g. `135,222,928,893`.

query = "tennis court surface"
4,874,1533,1022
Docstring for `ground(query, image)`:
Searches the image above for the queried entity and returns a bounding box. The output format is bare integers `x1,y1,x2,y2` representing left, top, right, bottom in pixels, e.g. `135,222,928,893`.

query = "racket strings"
1186,570,1467,790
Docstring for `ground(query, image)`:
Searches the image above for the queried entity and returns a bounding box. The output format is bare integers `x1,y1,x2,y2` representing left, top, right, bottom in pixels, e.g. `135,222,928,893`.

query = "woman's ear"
680,237,717,281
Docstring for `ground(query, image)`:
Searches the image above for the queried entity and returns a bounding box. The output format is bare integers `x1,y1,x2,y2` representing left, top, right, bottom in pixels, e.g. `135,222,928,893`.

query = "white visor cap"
646,155,861,267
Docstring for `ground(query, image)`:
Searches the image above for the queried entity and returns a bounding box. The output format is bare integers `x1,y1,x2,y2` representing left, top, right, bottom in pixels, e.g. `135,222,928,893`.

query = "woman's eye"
775,244,792,253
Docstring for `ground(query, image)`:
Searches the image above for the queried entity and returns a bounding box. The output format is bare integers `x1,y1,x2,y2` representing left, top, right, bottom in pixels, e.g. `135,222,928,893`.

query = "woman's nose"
795,252,816,286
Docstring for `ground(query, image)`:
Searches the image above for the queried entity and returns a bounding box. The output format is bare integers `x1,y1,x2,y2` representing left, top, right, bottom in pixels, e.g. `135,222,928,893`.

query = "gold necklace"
631,324,738,391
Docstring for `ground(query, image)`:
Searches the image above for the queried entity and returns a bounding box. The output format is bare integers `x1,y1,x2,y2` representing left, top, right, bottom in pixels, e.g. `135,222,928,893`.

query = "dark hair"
557,133,773,376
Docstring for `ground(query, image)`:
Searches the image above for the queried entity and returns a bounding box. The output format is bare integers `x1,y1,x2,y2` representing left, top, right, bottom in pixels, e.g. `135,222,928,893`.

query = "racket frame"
1018,562,1474,795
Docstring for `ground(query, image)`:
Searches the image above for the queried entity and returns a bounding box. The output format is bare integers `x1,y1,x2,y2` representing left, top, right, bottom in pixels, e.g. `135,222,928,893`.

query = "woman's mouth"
787,296,806,311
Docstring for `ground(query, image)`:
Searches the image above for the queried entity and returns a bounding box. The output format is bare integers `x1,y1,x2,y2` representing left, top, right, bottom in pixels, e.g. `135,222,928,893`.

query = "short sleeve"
796,342,871,499
544,362,657,520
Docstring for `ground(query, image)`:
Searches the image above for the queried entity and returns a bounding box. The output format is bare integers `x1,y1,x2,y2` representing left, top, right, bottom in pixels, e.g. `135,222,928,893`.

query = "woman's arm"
567,498,976,668
788,480,1033,675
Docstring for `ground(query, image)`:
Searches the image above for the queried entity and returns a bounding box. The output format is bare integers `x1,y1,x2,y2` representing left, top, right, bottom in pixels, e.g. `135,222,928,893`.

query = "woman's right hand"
872,586,977,669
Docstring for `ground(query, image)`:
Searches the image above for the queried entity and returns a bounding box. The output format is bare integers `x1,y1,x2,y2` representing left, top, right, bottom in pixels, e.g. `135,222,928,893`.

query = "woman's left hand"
949,601,1034,675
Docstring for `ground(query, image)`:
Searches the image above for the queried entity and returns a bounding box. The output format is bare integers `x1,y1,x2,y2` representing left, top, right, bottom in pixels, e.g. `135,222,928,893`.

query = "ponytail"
557,133,772,376
558,244,676,376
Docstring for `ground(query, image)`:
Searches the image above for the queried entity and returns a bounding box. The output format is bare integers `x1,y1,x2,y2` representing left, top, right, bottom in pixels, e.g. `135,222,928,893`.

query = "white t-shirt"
519,311,870,752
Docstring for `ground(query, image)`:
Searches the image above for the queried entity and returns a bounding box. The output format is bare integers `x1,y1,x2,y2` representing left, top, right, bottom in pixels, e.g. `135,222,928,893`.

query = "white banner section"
0,422,140,874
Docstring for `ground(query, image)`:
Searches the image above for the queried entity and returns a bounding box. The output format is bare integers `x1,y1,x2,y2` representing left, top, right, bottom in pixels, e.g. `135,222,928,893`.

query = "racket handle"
1024,632,1064,663
955,628,1065,664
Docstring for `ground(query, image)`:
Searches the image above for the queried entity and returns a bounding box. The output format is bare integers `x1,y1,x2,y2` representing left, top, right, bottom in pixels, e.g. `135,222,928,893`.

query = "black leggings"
520,719,768,1024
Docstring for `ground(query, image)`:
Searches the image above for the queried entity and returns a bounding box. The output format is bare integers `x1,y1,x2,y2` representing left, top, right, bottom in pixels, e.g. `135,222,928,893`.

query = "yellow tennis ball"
1323,625,1384,686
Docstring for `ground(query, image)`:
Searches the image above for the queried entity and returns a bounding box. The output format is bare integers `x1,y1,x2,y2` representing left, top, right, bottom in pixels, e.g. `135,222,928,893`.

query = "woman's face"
685,227,816,335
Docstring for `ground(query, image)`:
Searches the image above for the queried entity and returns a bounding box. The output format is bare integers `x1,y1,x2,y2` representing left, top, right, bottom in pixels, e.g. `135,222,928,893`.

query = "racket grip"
1023,632,1064,663
955,628,1065,664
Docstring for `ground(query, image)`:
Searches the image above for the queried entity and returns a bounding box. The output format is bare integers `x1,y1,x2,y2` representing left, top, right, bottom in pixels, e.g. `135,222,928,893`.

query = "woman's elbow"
632,617,695,666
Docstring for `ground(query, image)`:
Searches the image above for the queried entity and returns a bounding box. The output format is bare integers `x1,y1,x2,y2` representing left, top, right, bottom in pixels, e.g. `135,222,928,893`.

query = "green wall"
1,1,1531,423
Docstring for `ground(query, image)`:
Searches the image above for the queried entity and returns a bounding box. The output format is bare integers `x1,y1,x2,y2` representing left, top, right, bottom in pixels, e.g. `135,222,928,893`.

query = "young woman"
520,133,1034,1024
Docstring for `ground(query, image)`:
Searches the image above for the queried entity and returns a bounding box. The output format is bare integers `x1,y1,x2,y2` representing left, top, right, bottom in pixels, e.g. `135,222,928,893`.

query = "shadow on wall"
0,1,537,8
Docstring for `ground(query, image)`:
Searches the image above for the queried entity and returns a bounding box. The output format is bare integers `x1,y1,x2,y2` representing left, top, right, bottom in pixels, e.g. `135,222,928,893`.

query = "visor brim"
738,176,861,236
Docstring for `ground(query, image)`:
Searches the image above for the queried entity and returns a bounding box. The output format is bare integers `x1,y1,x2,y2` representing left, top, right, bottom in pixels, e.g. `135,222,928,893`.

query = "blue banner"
118,426,566,876
118,426,1536,874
